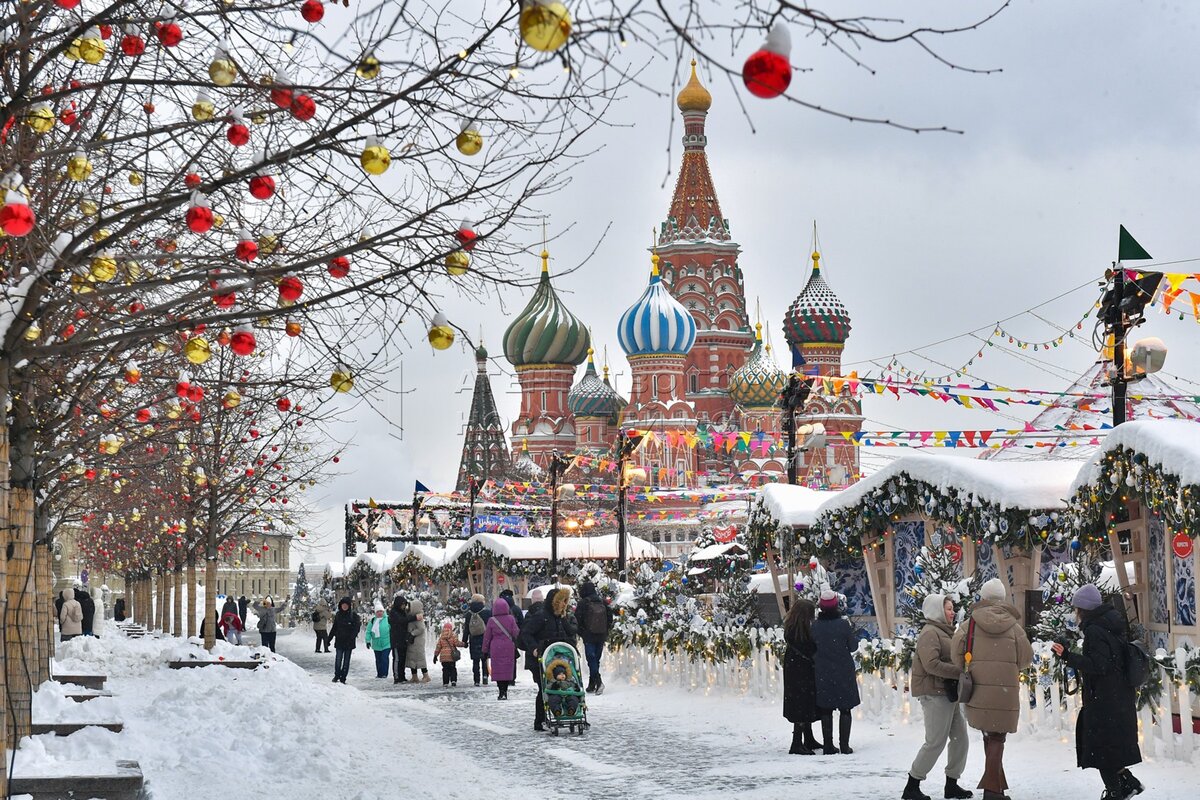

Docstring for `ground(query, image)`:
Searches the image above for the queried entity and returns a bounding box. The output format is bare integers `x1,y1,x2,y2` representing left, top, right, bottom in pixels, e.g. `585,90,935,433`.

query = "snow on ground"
21,621,1198,799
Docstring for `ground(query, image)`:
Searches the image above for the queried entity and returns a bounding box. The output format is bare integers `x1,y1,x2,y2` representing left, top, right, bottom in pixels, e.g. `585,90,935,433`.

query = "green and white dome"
503,250,590,367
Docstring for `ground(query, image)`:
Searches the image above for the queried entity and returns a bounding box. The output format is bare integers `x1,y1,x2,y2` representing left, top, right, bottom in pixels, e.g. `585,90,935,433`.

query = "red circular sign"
496,573,506,585
1172,533,1194,560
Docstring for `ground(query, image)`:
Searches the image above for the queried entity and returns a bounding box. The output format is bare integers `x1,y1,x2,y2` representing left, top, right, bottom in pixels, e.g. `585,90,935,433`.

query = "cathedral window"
540,390,547,409
689,373,698,393
651,375,660,396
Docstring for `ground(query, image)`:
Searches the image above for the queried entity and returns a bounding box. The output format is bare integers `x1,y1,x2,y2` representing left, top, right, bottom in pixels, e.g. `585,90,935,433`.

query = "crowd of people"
316,582,614,731
782,577,1145,800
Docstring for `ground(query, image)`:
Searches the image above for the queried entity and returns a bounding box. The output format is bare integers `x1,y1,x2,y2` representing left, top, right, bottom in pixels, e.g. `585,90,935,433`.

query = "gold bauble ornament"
222,390,242,408
445,250,470,276
360,143,391,175
153,339,171,353
251,111,267,125
357,54,381,80
213,213,225,228
209,57,238,87
92,228,111,242
64,39,82,62
128,171,143,186
89,254,117,282
428,311,455,350
519,1,572,53
26,104,55,134
258,232,278,254
330,368,354,393
124,259,142,279
79,198,99,216
192,98,216,121
455,127,483,156
67,153,93,181
78,33,106,65
23,322,41,342
184,336,212,364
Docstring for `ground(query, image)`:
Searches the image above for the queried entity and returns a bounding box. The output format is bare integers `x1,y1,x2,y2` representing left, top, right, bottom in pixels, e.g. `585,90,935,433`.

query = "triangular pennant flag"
1118,225,1152,261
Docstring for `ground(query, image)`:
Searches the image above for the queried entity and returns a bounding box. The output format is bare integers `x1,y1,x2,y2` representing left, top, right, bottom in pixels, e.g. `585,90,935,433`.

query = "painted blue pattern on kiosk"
1148,516,1169,626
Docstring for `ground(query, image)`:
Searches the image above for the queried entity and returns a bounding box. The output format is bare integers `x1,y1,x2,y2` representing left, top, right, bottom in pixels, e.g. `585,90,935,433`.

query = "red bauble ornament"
327,256,350,278
300,0,325,22
59,107,77,127
176,379,190,397
99,24,112,39
156,21,183,47
235,240,258,261
128,301,145,314
270,87,293,109
230,329,256,356
248,175,275,199
213,290,237,308
227,123,250,146
84,468,97,481
455,224,478,251
332,456,340,463
136,408,153,423
0,200,35,237
184,172,201,189
187,384,205,402
55,0,81,7
278,275,303,303
289,94,316,121
276,398,292,412
742,24,792,99
185,205,213,233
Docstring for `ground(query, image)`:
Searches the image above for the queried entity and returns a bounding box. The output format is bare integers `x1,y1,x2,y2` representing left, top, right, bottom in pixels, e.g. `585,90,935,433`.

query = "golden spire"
540,249,550,273
811,250,821,272
677,58,712,112
754,321,763,342
586,345,595,363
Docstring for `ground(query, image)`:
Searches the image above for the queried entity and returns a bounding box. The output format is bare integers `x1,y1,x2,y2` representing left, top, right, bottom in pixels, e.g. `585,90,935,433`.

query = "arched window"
651,375,660,396
689,373,699,393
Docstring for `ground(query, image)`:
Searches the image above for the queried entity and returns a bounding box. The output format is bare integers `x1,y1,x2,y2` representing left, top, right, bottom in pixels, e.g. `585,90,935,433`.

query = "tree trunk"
35,544,53,685
164,570,174,635
186,556,197,639
155,571,165,632
172,566,183,638
6,485,36,740
0,421,11,797
204,557,218,651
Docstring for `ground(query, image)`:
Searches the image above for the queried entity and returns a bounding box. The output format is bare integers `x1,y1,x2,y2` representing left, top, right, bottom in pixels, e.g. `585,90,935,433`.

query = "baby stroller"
541,642,588,735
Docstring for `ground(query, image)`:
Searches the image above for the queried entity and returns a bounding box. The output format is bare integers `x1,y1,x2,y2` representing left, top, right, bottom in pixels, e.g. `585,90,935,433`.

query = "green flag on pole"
1118,225,1152,261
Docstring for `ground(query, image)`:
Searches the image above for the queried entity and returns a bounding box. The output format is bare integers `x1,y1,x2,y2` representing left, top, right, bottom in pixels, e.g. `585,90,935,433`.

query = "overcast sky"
294,0,1200,567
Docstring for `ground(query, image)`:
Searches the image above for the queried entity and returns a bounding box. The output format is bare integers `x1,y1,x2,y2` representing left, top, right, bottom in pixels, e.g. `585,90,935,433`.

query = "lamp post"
468,474,480,538
780,371,813,486
547,452,568,582
615,432,644,580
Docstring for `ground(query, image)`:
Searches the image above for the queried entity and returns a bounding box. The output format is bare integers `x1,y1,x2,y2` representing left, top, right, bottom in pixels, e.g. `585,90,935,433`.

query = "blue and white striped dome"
618,254,697,357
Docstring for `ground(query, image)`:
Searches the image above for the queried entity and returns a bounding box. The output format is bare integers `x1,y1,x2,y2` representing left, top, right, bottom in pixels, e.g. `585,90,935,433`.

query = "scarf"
371,615,383,637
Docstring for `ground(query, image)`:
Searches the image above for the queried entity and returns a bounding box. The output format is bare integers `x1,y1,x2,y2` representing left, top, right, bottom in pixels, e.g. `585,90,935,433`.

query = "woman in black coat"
329,597,361,683
519,591,548,730
519,588,578,731
782,598,821,754
388,596,415,684
811,590,860,754
1051,584,1142,799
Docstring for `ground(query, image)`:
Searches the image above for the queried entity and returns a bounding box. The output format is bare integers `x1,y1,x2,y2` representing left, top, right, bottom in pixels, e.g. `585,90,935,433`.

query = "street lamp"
780,371,813,486
616,431,645,580
547,451,571,582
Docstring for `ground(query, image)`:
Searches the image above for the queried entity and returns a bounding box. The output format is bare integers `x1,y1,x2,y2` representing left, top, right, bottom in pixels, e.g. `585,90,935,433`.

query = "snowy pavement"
15,625,1198,800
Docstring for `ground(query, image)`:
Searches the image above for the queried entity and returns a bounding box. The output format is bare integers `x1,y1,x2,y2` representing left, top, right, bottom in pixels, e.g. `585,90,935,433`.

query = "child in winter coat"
364,600,392,679
220,609,244,645
405,599,430,683
432,622,467,686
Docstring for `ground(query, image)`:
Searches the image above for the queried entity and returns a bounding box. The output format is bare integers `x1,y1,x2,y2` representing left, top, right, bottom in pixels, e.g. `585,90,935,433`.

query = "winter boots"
838,712,854,754
902,775,931,800
789,724,814,756
819,715,839,755
586,675,596,693
944,778,973,799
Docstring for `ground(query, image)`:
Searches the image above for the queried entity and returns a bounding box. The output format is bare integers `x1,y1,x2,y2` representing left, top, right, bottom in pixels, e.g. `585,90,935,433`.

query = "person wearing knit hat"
953,577,1032,800
904,593,973,800
364,599,393,679
1051,583,1143,798
388,594,415,684
811,586,860,755
464,592,492,686
432,621,467,686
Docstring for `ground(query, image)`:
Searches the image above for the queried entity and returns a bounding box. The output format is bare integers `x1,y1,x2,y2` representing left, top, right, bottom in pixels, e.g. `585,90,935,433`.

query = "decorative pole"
549,454,562,582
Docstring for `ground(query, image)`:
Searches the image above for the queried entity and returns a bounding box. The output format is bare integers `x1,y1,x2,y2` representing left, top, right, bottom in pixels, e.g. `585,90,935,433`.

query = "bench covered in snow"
10,759,144,800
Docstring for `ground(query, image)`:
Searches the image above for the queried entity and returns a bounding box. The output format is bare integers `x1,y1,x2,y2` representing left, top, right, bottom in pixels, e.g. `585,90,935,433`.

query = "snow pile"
819,452,1079,515
1070,418,1200,492
31,680,119,724
757,483,841,527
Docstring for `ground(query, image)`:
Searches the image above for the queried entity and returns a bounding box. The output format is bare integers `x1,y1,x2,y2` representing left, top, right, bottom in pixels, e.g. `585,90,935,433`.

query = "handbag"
956,618,976,705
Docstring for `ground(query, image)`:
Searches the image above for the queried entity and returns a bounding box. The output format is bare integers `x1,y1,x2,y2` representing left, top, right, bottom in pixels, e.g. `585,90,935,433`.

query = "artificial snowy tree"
1031,545,1111,645
290,563,314,619
713,571,761,628
900,542,981,623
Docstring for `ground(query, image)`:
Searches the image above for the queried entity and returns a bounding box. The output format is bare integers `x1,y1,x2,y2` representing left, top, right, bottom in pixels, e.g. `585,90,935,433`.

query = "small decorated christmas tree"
795,555,836,607
290,562,314,618
713,571,760,628
1031,545,1110,645
901,541,981,624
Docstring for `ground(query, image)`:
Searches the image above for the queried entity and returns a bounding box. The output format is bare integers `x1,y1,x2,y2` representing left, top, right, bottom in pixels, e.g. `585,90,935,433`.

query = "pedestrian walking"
311,600,332,653
364,600,392,679
782,598,821,755
904,593,973,800
113,597,127,623
520,586,578,732
483,596,521,700
499,587,524,624
252,596,285,652
433,622,467,686
58,589,84,641
574,580,613,694
405,598,430,683
76,587,96,637
812,589,860,754
520,589,548,731
330,596,361,683
388,595,415,684
1050,584,1143,800
952,578,1033,800
463,594,492,686
237,595,248,625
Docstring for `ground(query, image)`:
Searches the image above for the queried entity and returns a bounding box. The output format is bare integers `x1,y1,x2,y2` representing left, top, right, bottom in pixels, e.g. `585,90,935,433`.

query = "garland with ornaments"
1065,446,1199,541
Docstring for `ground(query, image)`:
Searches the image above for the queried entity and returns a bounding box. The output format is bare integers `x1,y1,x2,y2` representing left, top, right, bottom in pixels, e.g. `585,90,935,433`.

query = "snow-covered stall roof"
689,542,749,562
445,533,661,567
323,556,357,580
758,484,842,528
1070,419,1200,493
819,453,1079,517
348,551,400,575
748,572,791,595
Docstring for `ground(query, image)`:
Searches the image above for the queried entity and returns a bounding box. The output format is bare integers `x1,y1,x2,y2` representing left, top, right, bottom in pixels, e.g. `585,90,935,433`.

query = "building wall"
214,531,293,602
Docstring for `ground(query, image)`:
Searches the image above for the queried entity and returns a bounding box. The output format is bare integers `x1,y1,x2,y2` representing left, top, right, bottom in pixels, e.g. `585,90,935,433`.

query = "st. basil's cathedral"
456,63,863,496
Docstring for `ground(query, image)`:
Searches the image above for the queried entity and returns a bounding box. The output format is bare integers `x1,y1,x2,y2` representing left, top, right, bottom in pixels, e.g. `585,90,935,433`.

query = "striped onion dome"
783,250,852,348
618,253,697,357
503,250,590,367
568,349,627,420
729,324,787,408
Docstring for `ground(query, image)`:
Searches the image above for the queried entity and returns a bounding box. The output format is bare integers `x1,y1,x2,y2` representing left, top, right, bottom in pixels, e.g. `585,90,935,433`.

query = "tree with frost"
900,541,981,624
1032,547,1111,646
291,563,313,618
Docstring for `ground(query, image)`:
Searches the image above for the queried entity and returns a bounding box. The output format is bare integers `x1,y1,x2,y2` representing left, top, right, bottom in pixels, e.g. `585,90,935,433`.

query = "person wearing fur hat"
433,622,467,686
811,589,860,754
952,578,1033,800
1051,584,1143,800
904,594,973,800
364,600,392,679
405,598,430,682
463,593,492,686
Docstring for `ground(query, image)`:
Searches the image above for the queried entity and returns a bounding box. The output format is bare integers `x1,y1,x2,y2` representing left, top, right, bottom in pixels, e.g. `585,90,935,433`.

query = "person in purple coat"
482,596,520,700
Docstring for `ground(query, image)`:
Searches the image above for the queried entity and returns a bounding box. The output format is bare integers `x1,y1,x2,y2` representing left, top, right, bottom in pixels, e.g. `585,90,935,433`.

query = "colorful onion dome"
568,348,628,420
677,59,712,113
475,343,488,361
783,250,852,350
503,250,590,367
618,253,697,357
729,324,787,408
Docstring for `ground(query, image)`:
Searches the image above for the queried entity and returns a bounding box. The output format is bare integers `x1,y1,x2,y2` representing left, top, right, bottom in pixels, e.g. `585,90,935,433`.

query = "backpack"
583,599,608,637
311,610,320,623
1124,639,1151,689
468,611,486,637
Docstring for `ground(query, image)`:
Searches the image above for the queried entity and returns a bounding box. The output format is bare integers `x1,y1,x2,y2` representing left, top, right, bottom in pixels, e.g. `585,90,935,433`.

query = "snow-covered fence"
604,646,1198,764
